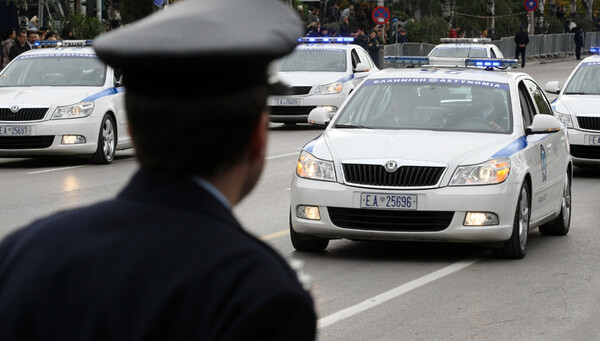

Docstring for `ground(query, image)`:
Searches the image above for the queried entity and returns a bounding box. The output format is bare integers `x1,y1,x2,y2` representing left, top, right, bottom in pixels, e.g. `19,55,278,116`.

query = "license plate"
360,193,418,210
270,97,302,106
585,135,600,145
0,126,32,136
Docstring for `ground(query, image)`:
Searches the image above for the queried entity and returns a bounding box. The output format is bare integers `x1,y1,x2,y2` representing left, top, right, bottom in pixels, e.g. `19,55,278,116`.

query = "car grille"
0,136,55,149
577,116,600,131
269,106,317,116
570,145,600,159
343,164,445,187
291,86,312,95
0,108,49,121
328,207,454,232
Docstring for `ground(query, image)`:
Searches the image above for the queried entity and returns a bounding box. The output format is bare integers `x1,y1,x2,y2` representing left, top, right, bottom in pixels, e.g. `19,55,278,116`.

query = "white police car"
290,57,572,259
268,37,378,124
0,41,132,164
545,49,600,165
428,38,504,67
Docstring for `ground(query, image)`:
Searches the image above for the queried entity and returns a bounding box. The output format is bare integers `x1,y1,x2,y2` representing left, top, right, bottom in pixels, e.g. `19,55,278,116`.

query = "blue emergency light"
297,37,354,44
34,40,94,47
465,58,518,69
383,56,429,66
590,47,599,54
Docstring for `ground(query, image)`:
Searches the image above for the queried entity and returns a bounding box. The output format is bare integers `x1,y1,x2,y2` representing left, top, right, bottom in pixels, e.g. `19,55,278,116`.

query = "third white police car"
290,57,572,259
268,37,378,124
0,40,132,164
545,48,600,164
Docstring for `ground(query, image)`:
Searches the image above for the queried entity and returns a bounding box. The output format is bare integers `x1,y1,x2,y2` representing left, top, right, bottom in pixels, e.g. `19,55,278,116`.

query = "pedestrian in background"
514,24,529,68
396,27,409,44
367,29,381,68
8,29,30,62
572,25,584,60
449,24,460,38
1,28,16,69
0,0,317,339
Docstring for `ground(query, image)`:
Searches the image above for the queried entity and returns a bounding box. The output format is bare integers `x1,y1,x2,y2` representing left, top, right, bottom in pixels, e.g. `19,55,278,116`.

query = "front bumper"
0,116,101,157
290,176,521,243
566,128,600,164
268,93,347,124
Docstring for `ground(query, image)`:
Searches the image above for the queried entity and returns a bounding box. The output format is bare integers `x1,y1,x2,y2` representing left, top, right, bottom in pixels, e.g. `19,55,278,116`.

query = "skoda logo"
10,105,19,113
384,160,398,173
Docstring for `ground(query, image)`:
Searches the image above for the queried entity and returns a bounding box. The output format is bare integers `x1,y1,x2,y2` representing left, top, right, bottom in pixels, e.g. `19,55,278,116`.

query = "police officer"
514,24,529,68
0,0,317,340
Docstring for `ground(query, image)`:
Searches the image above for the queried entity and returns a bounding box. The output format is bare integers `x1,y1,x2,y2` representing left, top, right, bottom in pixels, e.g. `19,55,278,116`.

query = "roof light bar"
297,37,354,44
383,56,429,66
440,38,492,44
465,58,518,69
590,47,599,54
34,40,94,47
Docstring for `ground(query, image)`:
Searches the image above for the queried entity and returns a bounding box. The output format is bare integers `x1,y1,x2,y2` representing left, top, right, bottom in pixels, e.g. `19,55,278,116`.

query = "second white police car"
268,37,378,124
290,57,572,259
0,40,132,164
545,48,600,164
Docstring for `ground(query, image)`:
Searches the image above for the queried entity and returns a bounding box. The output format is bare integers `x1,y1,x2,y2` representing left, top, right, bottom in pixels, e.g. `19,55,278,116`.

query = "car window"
275,49,347,72
524,79,553,116
0,54,106,87
350,49,359,69
429,46,487,58
356,48,373,68
562,62,600,95
490,48,497,58
334,78,512,133
518,81,535,126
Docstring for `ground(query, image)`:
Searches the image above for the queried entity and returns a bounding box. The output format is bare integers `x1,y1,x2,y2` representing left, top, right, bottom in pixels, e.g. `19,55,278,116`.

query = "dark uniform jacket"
8,42,30,62
0,169,316,340
514,31,529,47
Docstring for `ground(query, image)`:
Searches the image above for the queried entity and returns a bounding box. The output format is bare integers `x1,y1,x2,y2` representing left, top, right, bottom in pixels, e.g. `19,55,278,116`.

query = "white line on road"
317,257,481,329
266,151,299,160
26,166,84,175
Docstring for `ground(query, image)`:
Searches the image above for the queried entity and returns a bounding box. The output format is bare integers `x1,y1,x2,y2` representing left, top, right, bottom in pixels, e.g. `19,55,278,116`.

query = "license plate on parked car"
360,193,418,210
585,135,600,145
269,98,302,106
0,126,32,136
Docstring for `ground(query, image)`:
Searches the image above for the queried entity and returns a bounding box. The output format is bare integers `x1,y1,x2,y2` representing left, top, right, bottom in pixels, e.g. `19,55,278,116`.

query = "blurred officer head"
94,0,302,204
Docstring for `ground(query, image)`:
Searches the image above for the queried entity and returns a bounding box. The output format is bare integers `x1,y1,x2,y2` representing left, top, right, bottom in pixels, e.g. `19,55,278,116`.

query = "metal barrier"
382,32,600,68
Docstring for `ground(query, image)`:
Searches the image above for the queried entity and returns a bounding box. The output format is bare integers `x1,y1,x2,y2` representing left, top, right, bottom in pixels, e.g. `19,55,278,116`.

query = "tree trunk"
441,0,452,22
486,0,494,38
569,0,577,20
581,0,595,20
105,0,122,28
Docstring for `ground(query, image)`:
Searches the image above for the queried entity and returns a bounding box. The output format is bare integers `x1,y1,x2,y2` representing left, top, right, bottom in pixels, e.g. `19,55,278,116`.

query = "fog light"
296,205,321,220
62,135,86,144
464,212,499,226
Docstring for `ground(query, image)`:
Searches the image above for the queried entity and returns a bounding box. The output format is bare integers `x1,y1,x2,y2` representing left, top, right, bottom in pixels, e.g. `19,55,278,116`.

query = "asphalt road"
1,58,599,340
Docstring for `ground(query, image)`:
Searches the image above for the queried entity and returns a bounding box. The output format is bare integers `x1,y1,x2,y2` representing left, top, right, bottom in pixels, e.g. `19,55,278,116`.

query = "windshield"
429,46,488,58
563,62,600,95
275,49,347,72
0,53,106,87
334,78,512,133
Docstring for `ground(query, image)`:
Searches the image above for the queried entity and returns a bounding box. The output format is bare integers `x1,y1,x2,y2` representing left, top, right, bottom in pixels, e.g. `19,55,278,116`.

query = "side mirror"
354,63,370,73
307,107,332,126
526,114,562,135
544,81,561,94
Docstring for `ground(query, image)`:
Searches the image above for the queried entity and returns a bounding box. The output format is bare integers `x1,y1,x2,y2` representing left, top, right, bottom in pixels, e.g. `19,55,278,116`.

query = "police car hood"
553,95,600,116
311,129,516,167
0,87,104,107
277,72,348,87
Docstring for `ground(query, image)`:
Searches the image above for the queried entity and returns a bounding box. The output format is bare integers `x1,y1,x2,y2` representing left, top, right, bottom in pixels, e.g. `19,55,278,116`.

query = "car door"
352,48,376,87
521,78,564,220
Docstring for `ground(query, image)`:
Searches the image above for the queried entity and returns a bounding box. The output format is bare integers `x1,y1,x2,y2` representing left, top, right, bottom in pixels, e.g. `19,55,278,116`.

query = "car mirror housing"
307,107,332,126
526,115,562,135
544,81,561,94
354,63,370,73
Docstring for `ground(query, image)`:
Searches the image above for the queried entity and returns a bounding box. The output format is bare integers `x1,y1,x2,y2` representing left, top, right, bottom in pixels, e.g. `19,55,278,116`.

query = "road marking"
26,166,84,174
266,151,298,160
260,229,290,241
317,257,481,328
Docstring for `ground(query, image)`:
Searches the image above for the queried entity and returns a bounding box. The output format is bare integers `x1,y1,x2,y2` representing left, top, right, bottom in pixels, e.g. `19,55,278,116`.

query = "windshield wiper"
564,92,587,95
334,124,369,129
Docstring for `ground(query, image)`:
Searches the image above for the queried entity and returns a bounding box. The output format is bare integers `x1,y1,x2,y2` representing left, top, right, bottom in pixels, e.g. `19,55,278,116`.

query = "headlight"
554,111,573,128
314,82,343,95
450,158,510,186
52,101,94,119
296,151,336,181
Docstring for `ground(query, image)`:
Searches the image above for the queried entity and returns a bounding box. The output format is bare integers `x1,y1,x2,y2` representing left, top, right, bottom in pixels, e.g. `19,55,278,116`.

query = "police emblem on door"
540,145,547,182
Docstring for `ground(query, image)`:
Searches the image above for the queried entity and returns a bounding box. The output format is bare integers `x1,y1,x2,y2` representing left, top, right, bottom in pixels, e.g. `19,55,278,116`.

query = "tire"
289,213,329,252
494,183,530,259
539,171,571,236
90,114,116,164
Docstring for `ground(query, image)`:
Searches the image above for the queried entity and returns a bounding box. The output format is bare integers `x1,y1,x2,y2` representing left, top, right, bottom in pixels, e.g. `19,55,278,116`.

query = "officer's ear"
248,111,268,163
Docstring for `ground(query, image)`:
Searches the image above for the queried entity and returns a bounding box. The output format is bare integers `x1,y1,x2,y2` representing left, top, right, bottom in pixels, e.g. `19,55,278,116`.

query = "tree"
486,0,494,39
120,0,154,25
441,0,455,22
582,0,595,19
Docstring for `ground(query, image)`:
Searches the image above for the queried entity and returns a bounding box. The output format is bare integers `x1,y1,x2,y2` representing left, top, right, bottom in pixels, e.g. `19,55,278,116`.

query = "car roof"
296,43,359,51
19,46,97,56
431,43,496,50
580,54,600,63
368,66,524,84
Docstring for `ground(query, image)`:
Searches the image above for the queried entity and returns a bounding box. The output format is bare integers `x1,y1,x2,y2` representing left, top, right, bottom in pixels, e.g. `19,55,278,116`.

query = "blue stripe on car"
336,74,355,83
81,87,125,102
492,134,551,158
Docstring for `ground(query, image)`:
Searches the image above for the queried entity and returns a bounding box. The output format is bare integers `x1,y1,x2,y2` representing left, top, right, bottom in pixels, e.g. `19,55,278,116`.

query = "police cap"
93,0,303,96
